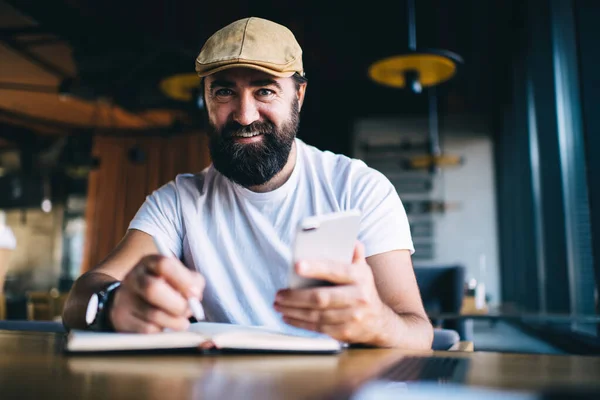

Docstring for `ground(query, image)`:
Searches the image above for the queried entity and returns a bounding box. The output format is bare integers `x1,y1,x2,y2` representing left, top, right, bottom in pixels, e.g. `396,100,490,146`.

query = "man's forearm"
62,271,120,331
371,305,434,349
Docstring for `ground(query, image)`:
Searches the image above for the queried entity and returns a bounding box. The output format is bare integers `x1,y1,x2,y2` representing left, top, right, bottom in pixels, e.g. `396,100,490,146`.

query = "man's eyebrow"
249,79,282,90
209,80,234,90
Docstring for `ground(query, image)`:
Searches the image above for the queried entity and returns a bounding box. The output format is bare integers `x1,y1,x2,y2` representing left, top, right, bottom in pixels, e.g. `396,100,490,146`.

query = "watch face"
85,293,99,326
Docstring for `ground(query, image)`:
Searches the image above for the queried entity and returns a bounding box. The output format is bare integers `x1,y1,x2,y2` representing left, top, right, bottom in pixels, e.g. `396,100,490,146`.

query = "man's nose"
233,93,260,126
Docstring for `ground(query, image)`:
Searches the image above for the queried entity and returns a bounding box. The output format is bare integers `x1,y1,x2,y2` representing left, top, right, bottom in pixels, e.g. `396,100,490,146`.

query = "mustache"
221,120,275,139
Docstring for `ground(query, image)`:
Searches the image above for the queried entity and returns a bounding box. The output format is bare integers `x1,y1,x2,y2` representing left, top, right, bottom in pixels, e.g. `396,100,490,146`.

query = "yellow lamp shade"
368,51,460,89
159,73,201,102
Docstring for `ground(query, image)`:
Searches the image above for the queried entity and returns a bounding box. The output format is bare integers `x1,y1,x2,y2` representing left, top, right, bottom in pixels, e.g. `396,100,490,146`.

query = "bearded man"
63,17,433,350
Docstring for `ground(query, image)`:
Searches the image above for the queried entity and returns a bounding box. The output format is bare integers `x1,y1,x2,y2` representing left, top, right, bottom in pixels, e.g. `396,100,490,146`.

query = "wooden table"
1,330,600,399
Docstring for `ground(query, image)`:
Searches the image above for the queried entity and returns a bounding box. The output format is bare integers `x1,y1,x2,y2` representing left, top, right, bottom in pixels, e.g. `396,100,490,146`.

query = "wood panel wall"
80,132,211,273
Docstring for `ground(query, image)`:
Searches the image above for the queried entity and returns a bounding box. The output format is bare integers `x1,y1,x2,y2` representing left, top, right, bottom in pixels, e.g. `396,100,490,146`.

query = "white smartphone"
289,209,362,289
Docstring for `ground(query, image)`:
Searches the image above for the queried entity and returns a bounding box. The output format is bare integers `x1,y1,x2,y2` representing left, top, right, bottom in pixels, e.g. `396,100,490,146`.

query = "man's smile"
230,131,264,144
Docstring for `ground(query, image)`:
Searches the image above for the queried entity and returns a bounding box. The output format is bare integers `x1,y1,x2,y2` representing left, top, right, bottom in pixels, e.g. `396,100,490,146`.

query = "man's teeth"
233,131,261,138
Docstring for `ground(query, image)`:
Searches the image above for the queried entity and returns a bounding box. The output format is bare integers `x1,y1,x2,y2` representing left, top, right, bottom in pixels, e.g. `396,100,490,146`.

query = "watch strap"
89,281,121,332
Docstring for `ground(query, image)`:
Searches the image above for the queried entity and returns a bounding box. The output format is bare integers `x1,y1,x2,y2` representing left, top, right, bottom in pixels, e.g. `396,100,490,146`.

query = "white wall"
353,116,501,305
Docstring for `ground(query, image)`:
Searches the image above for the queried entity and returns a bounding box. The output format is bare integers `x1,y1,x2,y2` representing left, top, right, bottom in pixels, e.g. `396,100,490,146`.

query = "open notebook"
65,322,343,354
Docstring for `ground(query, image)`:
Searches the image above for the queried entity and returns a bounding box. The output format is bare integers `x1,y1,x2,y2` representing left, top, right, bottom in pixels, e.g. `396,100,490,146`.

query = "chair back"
26,289,69,321
414,265,465,314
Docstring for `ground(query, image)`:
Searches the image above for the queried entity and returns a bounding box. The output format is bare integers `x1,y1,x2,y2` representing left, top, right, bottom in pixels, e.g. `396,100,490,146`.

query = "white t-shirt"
129,138,413,335
0,225,16,250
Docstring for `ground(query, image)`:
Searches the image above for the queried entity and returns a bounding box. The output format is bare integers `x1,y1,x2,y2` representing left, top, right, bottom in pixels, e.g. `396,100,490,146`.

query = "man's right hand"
109,255,205,333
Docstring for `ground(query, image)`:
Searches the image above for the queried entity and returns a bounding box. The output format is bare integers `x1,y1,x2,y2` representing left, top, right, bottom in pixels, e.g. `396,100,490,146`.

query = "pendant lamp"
367,0,463,173
368,0,463,92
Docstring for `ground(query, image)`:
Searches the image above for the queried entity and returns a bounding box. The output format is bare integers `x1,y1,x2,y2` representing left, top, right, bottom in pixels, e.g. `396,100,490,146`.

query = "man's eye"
215,88,233,96
257,89,274,97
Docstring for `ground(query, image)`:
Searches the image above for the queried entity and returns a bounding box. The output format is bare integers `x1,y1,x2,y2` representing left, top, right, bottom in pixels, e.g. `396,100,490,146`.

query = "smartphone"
289,209,362,289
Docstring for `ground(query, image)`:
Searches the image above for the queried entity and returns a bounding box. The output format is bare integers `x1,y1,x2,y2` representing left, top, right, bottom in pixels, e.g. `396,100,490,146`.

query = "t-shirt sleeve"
0,226,16,249
128,181,184,259
349,162,414,257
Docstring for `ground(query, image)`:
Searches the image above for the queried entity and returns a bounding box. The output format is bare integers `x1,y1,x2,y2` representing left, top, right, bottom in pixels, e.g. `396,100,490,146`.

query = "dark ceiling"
3,0,517,154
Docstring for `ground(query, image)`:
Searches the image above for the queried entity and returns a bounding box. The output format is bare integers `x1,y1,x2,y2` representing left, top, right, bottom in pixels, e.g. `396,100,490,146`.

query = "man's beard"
207,99,300,187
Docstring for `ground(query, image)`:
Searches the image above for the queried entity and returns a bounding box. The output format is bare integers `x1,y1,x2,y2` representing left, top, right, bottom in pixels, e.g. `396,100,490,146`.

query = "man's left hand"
274,242,390,346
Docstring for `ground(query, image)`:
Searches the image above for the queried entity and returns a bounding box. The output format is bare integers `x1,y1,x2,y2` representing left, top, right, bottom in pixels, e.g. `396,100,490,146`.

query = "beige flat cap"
195,17,304,78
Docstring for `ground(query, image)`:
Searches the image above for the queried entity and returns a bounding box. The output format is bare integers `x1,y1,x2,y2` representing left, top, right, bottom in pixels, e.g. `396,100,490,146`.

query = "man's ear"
296,83,307,111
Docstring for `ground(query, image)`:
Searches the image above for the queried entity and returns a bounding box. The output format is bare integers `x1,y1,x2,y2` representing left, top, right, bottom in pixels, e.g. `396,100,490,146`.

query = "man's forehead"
206,68,290,86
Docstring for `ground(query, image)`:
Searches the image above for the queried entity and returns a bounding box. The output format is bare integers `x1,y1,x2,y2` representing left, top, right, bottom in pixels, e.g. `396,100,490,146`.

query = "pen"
152,236,205,321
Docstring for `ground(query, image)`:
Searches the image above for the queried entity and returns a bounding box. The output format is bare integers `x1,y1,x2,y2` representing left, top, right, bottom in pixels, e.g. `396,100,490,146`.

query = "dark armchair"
414,265,471,340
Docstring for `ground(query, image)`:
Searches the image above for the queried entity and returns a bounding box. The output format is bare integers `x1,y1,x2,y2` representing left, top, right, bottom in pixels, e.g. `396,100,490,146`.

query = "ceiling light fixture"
367,0,464,174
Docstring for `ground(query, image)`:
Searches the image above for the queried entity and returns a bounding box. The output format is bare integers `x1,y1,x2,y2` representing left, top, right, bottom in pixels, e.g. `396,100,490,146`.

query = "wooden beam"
0,35,72,79
0,82,56,94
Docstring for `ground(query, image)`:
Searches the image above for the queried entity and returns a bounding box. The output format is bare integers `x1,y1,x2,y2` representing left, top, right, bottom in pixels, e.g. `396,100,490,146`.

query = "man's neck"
247,140,297,193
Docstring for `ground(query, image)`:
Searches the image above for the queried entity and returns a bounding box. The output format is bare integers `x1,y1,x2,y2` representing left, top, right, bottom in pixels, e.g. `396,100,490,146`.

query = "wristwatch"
85,282,121,331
